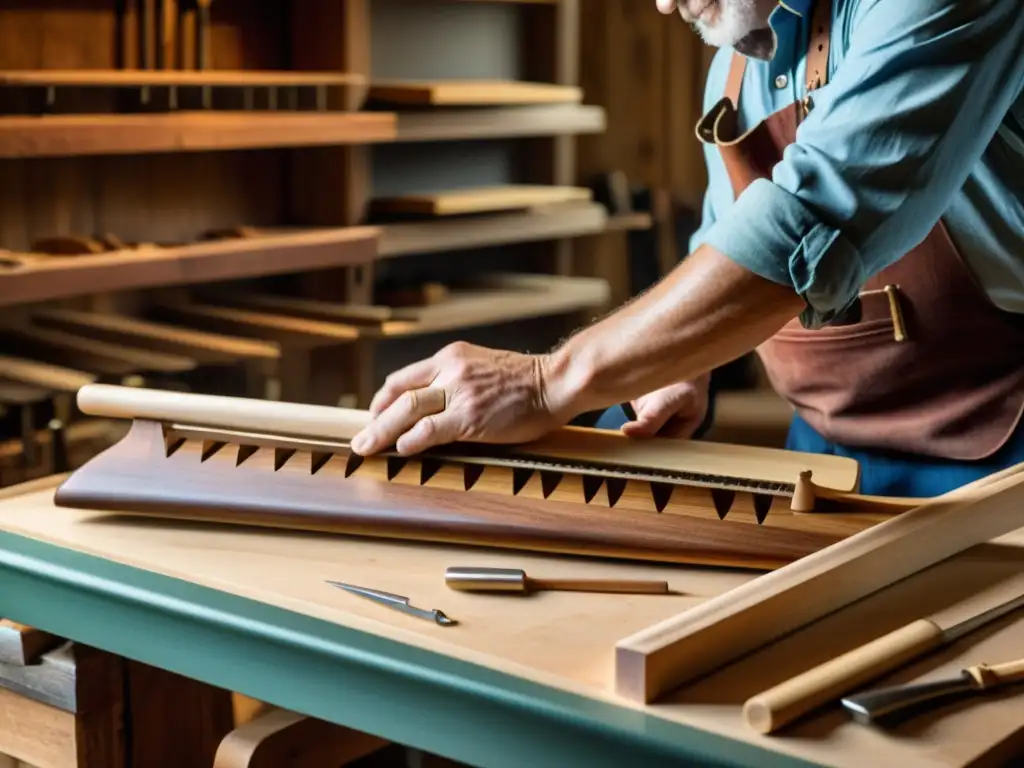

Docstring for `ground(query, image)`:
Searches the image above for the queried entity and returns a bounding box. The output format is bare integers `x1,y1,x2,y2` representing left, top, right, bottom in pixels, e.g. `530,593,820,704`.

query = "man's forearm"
541,244,805,419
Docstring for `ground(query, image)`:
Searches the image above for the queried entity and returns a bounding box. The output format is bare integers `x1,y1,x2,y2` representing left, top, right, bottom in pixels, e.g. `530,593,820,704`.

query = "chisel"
841,655,1024,724
445,566,670,595
742,581,1024,734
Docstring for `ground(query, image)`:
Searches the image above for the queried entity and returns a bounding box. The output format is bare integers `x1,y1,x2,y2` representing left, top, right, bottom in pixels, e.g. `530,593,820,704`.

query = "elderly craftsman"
351,0,1024,498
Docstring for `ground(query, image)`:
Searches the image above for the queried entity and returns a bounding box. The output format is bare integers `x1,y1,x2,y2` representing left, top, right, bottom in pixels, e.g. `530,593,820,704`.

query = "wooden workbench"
0,474,1021,767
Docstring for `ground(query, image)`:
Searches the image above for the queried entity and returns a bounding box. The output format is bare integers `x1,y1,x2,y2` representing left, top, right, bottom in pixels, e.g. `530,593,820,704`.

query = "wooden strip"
0,326,196,376
0,227,379,308
31,310,280,363
72,384,862,492
368,79,581,106
613,462,1024,703
203,293,395,325
378,201,607,257
0,381,50,406
369,185,592,217
0,69,365,87
0,355,96,392
379,275,611,336
0,112,396,159
394,104,604,142
150,304,362,347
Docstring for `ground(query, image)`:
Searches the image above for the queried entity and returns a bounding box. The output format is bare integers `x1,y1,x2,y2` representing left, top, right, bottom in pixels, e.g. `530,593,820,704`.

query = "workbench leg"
125,660,234,767
213,707,388,768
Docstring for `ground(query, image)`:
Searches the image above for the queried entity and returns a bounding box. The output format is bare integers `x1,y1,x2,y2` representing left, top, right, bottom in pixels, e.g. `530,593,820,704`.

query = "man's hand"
350,341,571,456
621,375,710,439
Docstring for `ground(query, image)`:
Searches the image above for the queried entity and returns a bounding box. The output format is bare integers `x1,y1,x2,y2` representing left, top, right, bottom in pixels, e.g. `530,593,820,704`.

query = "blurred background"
0,0,791,493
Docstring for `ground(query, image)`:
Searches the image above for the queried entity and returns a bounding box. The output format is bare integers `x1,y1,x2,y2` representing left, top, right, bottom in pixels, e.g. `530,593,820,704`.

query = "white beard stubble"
690,0,765,48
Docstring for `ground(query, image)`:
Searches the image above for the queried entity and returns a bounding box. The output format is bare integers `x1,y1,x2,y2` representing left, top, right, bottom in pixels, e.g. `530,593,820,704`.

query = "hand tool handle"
966,657,1024,688
742,618,946,734
530,578,669,594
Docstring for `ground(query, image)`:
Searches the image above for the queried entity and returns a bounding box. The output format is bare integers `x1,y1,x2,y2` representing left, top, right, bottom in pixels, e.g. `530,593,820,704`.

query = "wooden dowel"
530,578,669,594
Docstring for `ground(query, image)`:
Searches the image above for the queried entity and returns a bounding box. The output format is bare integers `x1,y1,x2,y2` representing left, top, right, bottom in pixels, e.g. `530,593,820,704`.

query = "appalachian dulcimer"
52,384,928,570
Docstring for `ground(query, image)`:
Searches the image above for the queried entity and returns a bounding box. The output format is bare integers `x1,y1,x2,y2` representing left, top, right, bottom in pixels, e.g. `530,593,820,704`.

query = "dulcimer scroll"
53,385,925,570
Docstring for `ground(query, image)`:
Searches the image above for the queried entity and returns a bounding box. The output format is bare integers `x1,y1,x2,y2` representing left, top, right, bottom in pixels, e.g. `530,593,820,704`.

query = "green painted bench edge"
0,529,820,768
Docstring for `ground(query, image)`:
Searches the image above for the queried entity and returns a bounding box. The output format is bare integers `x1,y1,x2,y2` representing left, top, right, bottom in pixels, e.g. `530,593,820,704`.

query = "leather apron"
696,0,1024,461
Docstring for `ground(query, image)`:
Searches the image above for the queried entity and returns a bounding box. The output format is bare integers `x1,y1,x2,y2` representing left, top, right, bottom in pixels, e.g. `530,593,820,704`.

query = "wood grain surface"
2,477,1024,767
52,421,850,570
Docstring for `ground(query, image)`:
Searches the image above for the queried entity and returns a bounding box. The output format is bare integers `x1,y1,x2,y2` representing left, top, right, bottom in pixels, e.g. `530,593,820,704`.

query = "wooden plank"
614,463,1024,703
0,227,378,308
379,274,611,336
0,620,64,666
150,304,362,347
368,185,591,217
30,310,280,364
203,274,611,338
368,80,581,106
378,201,607,257
0,70,364,87
0,382,50,407
0,356,95,393
0,326,196,377
394,104,604,142
0,112,396,159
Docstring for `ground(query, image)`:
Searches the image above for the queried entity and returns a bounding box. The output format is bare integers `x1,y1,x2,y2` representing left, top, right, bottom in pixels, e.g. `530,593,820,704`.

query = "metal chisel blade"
327,581,457,626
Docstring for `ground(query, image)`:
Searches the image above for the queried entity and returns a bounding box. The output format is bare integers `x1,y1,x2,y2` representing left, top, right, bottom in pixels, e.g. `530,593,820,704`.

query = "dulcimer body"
53,385,921,570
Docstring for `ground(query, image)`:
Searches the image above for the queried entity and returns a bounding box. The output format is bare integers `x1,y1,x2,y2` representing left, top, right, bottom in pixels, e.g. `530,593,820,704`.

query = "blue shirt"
690,0,1024,329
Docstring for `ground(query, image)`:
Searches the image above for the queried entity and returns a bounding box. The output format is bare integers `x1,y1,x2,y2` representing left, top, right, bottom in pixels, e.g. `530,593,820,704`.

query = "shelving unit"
0,0,648,490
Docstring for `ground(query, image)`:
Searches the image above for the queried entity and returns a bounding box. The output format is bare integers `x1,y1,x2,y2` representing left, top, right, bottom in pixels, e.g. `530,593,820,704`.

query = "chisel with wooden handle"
445,566,670,595
840,656,1024,724
741,583,1024,734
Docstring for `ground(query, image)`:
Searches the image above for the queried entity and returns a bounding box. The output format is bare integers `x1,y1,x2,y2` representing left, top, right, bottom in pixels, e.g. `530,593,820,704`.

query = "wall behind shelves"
0,0,291,252
367,0,586,382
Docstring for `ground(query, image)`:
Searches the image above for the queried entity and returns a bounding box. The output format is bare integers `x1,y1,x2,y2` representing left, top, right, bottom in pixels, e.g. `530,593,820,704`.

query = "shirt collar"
734,0,810,61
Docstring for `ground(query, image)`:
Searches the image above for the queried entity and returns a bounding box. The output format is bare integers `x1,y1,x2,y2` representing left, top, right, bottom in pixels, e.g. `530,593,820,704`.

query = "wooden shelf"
604,212,654,232
0,70,365,88
204,272,610,339
0,227,378,308
393,104,605,142
0,111,396,158
367,80,581,106
369,184,592,217
378,201,607,257
30,310,281,365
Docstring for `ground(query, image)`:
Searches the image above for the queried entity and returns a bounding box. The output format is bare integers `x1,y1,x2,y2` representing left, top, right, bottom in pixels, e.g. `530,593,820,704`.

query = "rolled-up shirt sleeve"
701,0,1024,328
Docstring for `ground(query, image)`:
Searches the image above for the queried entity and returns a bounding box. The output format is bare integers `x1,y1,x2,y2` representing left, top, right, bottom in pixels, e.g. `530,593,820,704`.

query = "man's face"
655,0,778,50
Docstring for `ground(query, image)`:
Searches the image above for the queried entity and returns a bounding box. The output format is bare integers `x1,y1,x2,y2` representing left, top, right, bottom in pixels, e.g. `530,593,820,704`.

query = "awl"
328,581,456,626
445,566,670,595
742,580,1024,734
841,655,1024,724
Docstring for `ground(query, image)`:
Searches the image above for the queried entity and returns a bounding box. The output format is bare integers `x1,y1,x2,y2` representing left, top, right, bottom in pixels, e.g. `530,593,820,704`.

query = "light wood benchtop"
1,478,1022,767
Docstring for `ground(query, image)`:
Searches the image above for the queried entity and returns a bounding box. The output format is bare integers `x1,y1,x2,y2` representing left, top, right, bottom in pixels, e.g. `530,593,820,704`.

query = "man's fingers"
654,0,677,14
368,359,439,416
395,409,461,455
352,385,446,454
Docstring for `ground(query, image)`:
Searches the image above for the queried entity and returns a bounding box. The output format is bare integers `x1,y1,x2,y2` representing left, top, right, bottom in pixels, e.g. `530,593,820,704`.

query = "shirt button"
774,74,789,89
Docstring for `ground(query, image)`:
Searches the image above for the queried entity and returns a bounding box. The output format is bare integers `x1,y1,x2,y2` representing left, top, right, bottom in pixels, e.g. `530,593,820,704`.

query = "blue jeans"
785,412,1024,497
593,404,1024,498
